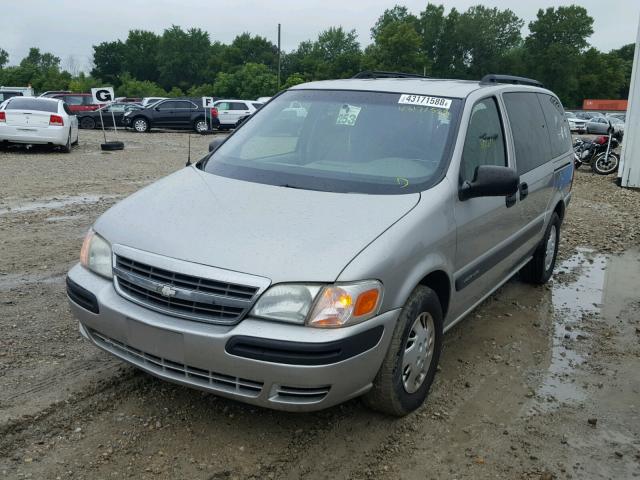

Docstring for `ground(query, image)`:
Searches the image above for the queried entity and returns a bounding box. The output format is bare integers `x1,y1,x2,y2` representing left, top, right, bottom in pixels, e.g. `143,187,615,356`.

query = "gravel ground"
1,129,639,479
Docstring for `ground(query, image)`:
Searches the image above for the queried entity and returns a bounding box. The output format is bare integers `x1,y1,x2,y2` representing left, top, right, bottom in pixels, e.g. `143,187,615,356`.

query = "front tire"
520,212,560,284
364,286,443,416
132,117,149,133
591,152,619,175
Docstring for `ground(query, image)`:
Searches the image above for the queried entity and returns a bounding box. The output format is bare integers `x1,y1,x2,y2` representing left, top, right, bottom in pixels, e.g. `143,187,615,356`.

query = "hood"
95,168,420,284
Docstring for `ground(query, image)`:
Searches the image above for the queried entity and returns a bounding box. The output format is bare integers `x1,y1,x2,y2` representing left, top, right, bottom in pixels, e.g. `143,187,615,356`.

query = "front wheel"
132,117,149,133
363,286,443,416
591,152,619,175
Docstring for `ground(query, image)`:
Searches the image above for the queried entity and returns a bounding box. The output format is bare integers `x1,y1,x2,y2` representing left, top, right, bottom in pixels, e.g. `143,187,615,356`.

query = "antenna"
185,134,192,167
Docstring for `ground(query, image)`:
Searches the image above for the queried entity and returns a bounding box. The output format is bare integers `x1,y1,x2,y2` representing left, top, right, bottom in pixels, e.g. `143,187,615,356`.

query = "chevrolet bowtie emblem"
159,285,177,298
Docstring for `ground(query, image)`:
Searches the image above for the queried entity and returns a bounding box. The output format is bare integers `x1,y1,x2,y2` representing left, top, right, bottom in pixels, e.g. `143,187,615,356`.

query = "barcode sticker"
398,94,451,109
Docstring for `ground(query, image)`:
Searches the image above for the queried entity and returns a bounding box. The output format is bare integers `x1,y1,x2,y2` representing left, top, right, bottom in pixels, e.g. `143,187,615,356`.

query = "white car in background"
0,97,78,152
213,99,263,128
141,97,168,107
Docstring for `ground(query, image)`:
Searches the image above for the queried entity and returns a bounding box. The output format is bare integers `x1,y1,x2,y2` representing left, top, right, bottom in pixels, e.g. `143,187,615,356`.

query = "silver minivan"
67,73,573,416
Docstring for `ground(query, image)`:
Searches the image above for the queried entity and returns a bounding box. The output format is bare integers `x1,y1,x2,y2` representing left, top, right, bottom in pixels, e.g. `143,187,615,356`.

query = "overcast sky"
2,0,639,72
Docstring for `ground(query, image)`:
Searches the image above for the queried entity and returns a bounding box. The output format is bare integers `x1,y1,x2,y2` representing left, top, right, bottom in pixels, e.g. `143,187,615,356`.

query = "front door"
450,96,522,322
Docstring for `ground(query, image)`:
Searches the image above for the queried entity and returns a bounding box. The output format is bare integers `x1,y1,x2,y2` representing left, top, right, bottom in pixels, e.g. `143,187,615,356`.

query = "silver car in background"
0,97,78,151
586,115,624,135
67,73,573,416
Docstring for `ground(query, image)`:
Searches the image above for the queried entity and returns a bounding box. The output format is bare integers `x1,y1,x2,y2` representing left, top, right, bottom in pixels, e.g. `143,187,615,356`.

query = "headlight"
250,280,382,328
79,228,113,279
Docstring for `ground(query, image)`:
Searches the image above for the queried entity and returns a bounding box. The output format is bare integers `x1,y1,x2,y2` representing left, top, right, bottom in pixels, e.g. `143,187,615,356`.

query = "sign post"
202,96,214,131
91,87,124,151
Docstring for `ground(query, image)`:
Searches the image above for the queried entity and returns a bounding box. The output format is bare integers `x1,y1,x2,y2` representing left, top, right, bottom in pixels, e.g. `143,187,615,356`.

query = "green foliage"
222,33,277,71
167,86,184,97
68,72,96,93
214,63,277,99
0,48,9,68
117,73,166,97
123,30,160,82
187,83,215,97
285,27,361,80
282,73,306,89
157,26,211,90
91,40,125,84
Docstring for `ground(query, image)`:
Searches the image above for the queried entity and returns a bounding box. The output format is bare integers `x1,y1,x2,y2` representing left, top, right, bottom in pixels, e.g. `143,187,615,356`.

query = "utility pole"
277,23,282,90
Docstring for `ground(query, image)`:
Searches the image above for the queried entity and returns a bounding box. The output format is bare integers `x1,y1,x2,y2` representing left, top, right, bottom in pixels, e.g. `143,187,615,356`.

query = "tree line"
0,4,635,108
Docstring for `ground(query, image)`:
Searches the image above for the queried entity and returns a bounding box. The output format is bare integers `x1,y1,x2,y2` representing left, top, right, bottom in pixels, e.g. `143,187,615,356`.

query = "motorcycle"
572,122,622,175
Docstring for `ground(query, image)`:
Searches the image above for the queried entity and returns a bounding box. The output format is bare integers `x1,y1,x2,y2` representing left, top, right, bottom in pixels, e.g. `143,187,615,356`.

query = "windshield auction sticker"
398,94,451,109
336,104,362,126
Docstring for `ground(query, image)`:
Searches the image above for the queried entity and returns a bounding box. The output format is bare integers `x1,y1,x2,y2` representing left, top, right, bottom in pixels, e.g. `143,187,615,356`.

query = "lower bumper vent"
270,385,331,404
88,328,263,397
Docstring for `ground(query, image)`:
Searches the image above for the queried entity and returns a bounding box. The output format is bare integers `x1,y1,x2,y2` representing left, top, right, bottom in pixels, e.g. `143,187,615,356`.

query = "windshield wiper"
278,184,324,192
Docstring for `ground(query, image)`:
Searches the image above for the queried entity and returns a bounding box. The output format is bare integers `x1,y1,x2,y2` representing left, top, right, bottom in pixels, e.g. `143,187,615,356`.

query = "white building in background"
619,14,640,188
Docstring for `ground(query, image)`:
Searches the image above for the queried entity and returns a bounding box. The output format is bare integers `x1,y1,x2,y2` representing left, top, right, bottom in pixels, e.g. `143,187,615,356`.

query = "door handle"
519,182,529,200
506,192,517,208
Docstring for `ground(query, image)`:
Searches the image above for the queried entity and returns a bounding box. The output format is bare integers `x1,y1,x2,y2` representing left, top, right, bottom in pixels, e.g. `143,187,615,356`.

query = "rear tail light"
0,111,5,122
49,114,64,126
210,107,218,118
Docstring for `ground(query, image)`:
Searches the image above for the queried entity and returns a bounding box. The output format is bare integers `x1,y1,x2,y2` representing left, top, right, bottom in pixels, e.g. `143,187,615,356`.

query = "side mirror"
208,137,225,152
459,165,519,201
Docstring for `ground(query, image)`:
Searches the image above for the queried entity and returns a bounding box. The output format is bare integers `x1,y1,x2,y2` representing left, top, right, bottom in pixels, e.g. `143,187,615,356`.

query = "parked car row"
565,110,626,135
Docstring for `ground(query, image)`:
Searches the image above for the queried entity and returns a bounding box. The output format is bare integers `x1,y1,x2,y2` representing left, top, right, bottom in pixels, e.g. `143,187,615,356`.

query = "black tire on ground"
61,131,72,153
520,212,560,284
101,141,124,151
363,285,443,416
591,152,619,175
132,117,149,133
80,117,96,129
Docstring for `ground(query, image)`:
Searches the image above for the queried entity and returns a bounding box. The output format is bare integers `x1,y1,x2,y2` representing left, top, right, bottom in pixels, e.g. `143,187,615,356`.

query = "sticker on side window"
336,104,362,126
398,94,451,109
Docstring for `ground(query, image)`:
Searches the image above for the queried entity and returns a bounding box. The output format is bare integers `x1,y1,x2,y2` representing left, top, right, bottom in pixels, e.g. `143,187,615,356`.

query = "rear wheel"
363,286,443,416
133,117,149,133
194,118,208,134
80,117,95,129
520,212,560,284
61,131,72,153
591,152,619,175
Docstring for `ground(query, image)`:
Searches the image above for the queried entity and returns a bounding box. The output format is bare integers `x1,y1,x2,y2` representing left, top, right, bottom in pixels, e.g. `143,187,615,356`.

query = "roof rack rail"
480,74,543,88
352,71,428,79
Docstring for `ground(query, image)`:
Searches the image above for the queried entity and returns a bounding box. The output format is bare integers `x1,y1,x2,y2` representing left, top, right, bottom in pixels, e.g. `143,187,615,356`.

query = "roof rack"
480,74,543,88
352,71,428,79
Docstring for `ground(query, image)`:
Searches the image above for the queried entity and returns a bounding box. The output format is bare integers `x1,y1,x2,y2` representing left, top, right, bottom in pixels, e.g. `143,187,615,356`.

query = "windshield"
202,89,462,194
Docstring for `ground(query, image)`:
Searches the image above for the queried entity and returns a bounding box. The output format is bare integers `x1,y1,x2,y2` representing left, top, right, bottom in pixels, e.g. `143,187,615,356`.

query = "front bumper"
67,264,399,411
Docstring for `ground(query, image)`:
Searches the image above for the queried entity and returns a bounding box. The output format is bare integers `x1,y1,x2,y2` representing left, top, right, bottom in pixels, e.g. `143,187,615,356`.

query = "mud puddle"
0,194,120,216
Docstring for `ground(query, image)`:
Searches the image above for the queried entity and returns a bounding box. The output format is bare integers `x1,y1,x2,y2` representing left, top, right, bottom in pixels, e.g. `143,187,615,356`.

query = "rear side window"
503,92,550,174
230,102,248,110
62,95,85,106
460,97,507,183
537,94,571,158
6,98,58,113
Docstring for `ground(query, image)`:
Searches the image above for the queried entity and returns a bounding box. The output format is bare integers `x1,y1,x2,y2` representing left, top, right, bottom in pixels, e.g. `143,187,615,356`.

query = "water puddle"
533,249,605,409
0,194,120,216
534,247,640,410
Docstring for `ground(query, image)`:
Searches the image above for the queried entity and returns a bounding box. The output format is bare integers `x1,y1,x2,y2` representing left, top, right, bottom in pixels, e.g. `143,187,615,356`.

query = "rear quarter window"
5,98,59,113
537,94,571,158
503,92,551,175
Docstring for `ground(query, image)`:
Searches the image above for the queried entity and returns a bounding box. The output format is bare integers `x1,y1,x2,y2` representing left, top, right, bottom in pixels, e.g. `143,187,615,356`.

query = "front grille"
114,255,259,325
89,329,263,397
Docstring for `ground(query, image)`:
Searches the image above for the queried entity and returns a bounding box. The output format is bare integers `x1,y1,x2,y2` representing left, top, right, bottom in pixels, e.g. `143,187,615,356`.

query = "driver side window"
460,98,507,183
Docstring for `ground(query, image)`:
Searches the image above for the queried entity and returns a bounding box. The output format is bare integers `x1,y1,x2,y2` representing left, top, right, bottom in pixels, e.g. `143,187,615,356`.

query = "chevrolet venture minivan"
67,72,573,416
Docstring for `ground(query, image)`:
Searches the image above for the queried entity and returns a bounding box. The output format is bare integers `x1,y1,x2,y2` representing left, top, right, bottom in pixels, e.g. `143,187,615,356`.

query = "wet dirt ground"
1,130,639,479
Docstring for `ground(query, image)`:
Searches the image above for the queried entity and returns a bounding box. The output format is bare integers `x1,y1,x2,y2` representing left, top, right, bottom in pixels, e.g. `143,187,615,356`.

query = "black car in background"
123,97,220,133
77,102,144,129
